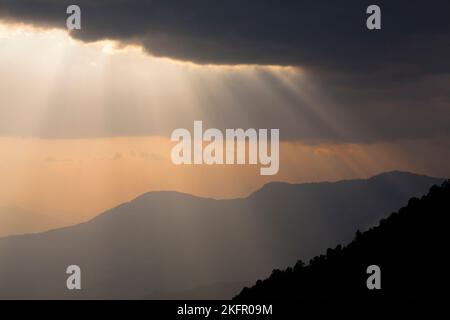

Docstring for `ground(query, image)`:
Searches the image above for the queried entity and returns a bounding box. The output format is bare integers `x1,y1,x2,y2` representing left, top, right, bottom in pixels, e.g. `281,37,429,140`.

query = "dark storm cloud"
1,0,450,75
1,0,450,142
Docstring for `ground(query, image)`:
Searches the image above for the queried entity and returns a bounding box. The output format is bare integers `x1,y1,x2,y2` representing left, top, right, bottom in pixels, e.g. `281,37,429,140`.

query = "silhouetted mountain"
0,206,62,238
0,171,444,299
235,180,450,300
147,282,249,300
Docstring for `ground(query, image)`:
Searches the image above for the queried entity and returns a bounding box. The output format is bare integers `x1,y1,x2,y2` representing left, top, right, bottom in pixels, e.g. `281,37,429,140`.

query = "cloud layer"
1,1,449,72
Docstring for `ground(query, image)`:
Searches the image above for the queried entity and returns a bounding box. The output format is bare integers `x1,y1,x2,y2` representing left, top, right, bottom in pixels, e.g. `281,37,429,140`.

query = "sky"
0,1,449,236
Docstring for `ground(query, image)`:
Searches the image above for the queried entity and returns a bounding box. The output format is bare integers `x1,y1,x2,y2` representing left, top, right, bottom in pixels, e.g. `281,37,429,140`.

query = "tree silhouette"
235,181,450,300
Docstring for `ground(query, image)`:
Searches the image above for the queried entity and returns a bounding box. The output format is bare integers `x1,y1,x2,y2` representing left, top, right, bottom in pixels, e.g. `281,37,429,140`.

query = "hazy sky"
0,1,449,236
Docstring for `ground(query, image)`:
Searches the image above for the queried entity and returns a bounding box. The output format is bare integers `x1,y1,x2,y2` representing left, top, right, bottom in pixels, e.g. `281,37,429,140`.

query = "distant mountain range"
235,180,450,300
0,171,444,299
0,206,63,238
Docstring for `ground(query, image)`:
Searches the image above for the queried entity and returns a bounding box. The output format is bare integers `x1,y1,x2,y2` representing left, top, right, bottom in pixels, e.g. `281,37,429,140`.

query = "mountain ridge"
0,171,444,299
2,171,438,240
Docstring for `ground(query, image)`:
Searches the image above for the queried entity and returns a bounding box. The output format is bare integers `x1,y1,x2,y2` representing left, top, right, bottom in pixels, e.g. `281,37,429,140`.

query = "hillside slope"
236,180,450,300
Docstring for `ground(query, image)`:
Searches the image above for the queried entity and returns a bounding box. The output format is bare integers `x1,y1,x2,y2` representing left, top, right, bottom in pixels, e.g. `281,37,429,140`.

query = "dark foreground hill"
0,171,444,299
235,181,450,300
